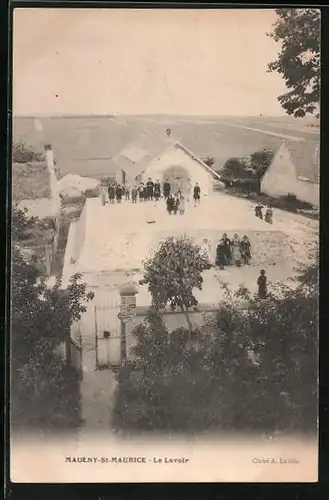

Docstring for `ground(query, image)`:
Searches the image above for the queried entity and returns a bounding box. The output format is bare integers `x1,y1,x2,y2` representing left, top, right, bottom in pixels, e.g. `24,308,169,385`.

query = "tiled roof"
112,134,173,178
174,143,222,180
285,140,320,184
113,134,223,181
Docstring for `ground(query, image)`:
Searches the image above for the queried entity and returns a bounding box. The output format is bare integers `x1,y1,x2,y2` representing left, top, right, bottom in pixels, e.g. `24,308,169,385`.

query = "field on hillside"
12,115,320,180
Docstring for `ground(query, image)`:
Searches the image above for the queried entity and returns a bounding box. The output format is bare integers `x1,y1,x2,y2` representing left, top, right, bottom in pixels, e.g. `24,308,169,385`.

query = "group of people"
215,233,252,270
100,177,202,211
165,182,201,215
100,182,129,204
255,204,273,224
214,234,268,298
135,179,162,202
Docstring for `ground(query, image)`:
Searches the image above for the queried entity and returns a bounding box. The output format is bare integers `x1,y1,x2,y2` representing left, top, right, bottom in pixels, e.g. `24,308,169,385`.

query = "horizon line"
12,113,315,120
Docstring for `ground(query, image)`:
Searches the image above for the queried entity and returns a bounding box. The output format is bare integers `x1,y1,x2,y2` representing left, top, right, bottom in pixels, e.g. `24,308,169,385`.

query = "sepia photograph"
10,7,319,482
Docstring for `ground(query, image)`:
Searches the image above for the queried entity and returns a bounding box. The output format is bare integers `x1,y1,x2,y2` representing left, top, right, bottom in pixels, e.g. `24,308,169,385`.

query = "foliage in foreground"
113,257,318,433
140,236,211,338
267,8,320,118
11,208,94,428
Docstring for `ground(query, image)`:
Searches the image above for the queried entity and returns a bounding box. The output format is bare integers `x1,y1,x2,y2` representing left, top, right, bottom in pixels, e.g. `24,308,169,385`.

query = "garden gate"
94,300,122,369
94,286,138,370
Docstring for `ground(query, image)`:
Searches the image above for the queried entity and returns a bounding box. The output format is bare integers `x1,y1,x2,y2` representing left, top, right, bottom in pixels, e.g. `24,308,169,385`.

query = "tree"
12,246,94,367
221,157,249,179
12,205,39,241
216,250,318,431
249,149,275,180
140,236,211,339
267,8,320,118
11,207,94,427
113,253,318,433
202,156,215,168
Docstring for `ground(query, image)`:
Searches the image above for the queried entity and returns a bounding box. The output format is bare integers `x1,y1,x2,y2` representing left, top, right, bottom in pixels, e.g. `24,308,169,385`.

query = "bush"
85,187,100,198
249,149,275,179
11,356,82,430
13,141,45,163
202,156,215,168
279,193,314,211
112,256,318,434
112,310,231,431
101,176,116,186
60,192,86,207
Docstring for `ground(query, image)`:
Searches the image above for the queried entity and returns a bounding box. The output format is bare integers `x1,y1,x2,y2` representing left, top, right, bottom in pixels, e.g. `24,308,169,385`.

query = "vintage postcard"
10,7,319,482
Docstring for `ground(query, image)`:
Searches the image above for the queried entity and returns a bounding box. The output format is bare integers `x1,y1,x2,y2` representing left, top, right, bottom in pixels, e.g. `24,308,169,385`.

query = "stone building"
260,140,319,208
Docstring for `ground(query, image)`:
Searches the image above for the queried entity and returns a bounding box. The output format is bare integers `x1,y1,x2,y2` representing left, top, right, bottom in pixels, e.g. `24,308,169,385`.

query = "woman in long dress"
265,207,273,224
166,194,174,215
163,179,171,199
255,204,264,219
138,182,144,202
231,233,242,267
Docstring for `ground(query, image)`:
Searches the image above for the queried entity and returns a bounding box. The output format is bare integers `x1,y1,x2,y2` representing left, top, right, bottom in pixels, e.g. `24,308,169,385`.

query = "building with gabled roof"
112,133,223,196
260,140,319,207
112,134,173,183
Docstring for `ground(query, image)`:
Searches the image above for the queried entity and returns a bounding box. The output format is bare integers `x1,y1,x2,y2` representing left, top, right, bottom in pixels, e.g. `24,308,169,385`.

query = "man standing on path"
108,184,115,204
163,178,171,200
216,238,226,270
124,182,130,201
257,269,268,299
138,182,144,202
154,179,161,201
115,183,123,203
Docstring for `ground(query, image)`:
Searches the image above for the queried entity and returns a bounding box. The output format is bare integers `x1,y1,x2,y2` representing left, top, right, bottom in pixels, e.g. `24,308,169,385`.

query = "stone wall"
102,229,289,268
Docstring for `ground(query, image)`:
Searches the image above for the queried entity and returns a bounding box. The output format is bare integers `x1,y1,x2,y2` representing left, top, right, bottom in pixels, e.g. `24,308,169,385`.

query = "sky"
13,8,289,116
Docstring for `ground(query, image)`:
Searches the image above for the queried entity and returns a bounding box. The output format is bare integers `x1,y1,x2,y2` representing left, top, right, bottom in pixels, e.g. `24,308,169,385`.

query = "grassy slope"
12,162,51,201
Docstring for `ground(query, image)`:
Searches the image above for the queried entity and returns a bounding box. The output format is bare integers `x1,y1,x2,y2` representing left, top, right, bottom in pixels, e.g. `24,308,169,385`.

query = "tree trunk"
182,307,193,342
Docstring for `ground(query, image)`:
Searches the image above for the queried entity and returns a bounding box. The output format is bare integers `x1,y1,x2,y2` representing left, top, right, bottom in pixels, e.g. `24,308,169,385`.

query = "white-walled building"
260,140,319,208
112,134,222,196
